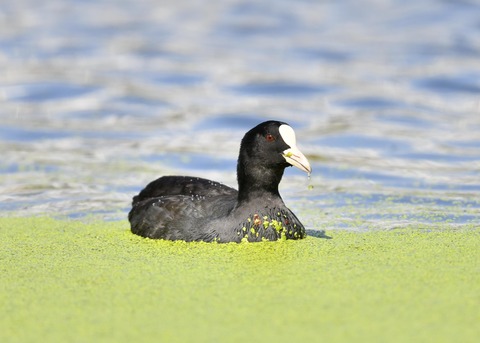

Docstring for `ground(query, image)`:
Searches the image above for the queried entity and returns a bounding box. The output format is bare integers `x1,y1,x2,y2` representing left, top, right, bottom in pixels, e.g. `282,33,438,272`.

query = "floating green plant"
0,217,478,343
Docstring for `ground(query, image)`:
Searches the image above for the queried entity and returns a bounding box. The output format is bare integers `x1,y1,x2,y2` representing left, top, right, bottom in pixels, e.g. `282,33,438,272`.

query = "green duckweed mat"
1,217,478,343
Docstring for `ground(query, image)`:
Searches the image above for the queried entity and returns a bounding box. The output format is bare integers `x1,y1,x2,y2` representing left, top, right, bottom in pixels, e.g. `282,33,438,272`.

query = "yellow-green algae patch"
0,217,479,343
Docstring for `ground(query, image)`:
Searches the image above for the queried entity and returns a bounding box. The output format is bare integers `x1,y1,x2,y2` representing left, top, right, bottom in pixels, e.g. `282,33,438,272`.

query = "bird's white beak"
282,147,312,174
279,124,312,175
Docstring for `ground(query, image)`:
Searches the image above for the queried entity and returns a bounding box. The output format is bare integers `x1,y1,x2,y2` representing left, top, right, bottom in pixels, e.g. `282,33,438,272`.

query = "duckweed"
0,217,478,343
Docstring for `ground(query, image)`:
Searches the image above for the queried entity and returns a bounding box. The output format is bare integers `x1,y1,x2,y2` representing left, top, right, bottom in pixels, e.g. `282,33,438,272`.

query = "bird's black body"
128,121,311,243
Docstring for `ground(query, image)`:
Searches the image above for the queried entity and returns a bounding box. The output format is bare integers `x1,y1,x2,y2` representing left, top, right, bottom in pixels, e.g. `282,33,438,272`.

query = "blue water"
0,0,479,229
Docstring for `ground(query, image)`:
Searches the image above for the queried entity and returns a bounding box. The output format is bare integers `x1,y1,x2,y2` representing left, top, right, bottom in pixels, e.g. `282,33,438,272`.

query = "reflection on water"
0,0,479,229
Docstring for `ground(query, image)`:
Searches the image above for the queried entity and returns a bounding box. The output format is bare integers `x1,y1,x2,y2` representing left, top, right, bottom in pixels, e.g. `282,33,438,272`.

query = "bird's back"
132,175,237,205
129,176,238,241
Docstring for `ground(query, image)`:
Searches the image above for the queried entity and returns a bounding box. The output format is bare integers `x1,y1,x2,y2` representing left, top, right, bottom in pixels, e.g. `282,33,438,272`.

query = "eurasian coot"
129,120,311,242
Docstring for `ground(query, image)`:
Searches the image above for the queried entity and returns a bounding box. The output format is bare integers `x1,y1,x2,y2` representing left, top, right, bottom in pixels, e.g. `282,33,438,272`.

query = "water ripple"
0,0,478,229
229,82,330,97
4,82,99,102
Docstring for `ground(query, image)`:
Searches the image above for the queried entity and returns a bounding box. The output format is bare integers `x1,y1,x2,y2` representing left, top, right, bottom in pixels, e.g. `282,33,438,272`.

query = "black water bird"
129,120,312,242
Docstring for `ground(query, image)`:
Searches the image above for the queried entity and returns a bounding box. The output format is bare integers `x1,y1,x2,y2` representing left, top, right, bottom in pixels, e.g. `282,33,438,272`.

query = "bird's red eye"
265,134,275,142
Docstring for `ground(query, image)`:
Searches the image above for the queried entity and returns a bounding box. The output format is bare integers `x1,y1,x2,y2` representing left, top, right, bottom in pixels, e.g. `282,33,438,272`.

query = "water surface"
1,0,479,230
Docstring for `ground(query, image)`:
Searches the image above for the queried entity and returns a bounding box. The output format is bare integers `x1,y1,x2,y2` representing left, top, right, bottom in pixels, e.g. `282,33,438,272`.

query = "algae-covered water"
1,218,479,343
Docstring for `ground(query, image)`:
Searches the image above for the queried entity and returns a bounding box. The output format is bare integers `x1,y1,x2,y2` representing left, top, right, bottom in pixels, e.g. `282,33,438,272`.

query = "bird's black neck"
236,159,285,203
